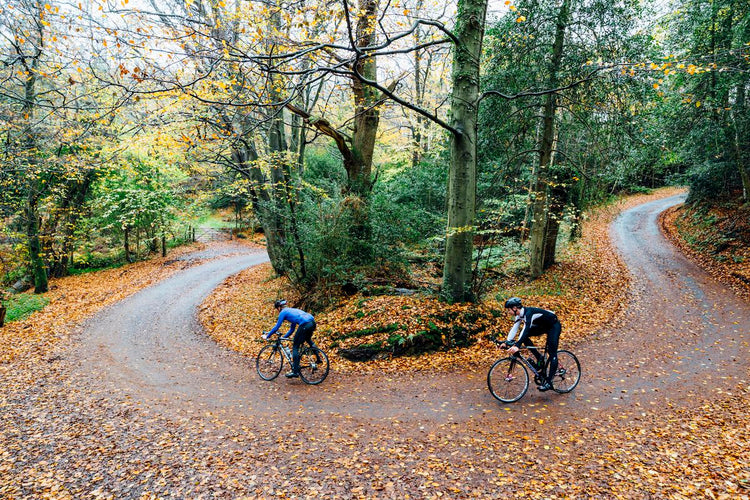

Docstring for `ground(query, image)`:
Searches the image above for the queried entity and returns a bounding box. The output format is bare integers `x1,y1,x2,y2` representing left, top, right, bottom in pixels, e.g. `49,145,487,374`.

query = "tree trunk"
442,0,488,303
124,227,133,263
731,1,750,202
25,192,48,294
350,0,381,195
542,177,567,269
736,81,750,202
19,8,46,294
411,7,425,169
529,0,570,279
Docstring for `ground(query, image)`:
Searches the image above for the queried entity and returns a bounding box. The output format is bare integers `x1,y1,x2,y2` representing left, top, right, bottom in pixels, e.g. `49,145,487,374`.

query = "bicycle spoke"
488,357,529,403
256,344,283,381
551,350,580,393
298,347,329,385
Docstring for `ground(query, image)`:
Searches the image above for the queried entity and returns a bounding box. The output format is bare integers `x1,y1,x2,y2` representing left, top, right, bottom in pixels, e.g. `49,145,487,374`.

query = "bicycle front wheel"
488,357,529,403
256,344,283,381
551,350,581,393
298,347,329,385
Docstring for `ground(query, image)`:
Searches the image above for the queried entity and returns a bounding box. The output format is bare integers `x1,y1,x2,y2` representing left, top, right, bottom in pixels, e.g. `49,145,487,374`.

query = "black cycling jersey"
507,306,562,387
508,307,559,346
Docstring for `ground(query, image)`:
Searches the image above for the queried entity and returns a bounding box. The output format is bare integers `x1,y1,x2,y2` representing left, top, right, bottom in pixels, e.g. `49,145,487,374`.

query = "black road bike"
256,334,329,385
487,339,581,403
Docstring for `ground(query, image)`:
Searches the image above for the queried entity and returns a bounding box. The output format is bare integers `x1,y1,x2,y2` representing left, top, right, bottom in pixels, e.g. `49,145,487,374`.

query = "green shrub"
4,293,50,322
70,250,126,273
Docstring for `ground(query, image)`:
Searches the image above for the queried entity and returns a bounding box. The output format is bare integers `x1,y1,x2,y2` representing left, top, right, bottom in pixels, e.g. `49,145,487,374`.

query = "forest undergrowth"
661,200,750,301
199,187,695,373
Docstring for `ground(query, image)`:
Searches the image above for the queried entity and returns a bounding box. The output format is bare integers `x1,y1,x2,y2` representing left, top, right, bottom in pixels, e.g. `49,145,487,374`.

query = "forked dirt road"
1,193,748,498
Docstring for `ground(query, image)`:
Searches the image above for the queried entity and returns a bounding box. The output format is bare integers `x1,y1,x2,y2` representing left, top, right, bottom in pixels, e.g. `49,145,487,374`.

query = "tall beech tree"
527,0,570,279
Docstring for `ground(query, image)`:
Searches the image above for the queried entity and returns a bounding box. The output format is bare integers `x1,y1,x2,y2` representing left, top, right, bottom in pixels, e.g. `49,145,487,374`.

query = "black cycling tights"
545,321,561,383
291,320,317,373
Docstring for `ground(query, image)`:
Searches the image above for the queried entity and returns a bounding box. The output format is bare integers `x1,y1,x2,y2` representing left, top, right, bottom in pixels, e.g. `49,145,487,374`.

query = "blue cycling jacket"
268,307,315,338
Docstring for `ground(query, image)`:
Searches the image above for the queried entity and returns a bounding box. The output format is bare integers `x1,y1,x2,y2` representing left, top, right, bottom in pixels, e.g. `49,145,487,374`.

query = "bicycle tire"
487,357,529,403
551,350,581,393
298,347,329,385
256,344,283,381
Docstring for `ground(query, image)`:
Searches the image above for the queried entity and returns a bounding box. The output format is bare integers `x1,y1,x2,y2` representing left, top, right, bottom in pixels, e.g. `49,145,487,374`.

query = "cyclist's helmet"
274,299,287,308
504,297,523,309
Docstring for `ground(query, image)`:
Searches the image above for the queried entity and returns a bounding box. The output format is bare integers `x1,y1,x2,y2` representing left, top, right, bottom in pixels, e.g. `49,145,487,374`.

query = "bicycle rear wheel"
487,357,529,403
551,350,581,393
256,344,283,381
298,347,329,385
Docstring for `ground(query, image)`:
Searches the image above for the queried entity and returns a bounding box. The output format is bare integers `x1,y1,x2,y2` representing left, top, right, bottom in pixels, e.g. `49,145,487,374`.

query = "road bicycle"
487,338,581,403
256,334,329,385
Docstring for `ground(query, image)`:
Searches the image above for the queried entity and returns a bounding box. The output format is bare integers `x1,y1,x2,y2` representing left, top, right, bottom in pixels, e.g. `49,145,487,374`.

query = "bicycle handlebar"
488,336,514,348
262,332,292,342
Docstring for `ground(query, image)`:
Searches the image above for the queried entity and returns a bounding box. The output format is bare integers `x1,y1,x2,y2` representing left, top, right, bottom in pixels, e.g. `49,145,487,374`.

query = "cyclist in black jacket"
504,297,561,392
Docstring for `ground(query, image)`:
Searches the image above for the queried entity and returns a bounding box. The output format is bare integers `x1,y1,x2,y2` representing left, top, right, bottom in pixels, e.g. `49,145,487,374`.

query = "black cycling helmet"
504,297,522,309
274,299,287,308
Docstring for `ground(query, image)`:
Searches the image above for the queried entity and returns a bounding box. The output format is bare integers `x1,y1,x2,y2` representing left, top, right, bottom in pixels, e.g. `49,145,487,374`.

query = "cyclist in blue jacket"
504,297,561,392
263,300,317,378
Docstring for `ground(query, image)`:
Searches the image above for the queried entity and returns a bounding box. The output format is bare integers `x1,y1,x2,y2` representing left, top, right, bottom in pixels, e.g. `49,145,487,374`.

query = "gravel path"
1,195,748,498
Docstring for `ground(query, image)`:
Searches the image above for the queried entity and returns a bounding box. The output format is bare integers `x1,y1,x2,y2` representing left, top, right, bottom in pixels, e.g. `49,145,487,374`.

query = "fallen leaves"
661,202,750,300
199,188,688,377
2,187,748,498
0,243,206,365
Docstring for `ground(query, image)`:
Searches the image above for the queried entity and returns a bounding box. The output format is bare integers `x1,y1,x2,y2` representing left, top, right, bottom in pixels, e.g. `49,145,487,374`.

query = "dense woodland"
0,0,748,305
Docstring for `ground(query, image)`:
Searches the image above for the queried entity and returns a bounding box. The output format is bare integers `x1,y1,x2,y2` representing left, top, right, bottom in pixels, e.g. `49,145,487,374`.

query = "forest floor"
200,187,692,373
1,187,749,498
661,200,750,301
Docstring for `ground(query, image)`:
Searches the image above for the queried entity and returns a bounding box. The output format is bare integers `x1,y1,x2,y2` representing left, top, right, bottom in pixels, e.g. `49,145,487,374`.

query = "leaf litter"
1,187,748,498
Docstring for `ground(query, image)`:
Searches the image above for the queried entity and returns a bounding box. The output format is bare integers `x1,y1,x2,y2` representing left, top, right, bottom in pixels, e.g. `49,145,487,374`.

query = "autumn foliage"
2,188,750,498
662,202,750,300
199,188,689,374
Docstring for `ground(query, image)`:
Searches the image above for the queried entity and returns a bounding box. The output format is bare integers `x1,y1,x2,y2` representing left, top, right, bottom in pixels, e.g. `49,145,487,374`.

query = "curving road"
73,193,749,421
4,194,749,498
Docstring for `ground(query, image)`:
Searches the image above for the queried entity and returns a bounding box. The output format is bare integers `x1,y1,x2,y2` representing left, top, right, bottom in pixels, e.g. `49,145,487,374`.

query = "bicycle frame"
509,344,548,378
487,338,581,403
270,337,294,364
257,334,330,385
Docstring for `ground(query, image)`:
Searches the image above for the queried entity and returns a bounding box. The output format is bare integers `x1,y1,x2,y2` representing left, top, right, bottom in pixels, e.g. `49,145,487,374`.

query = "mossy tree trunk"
441,0,488,303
